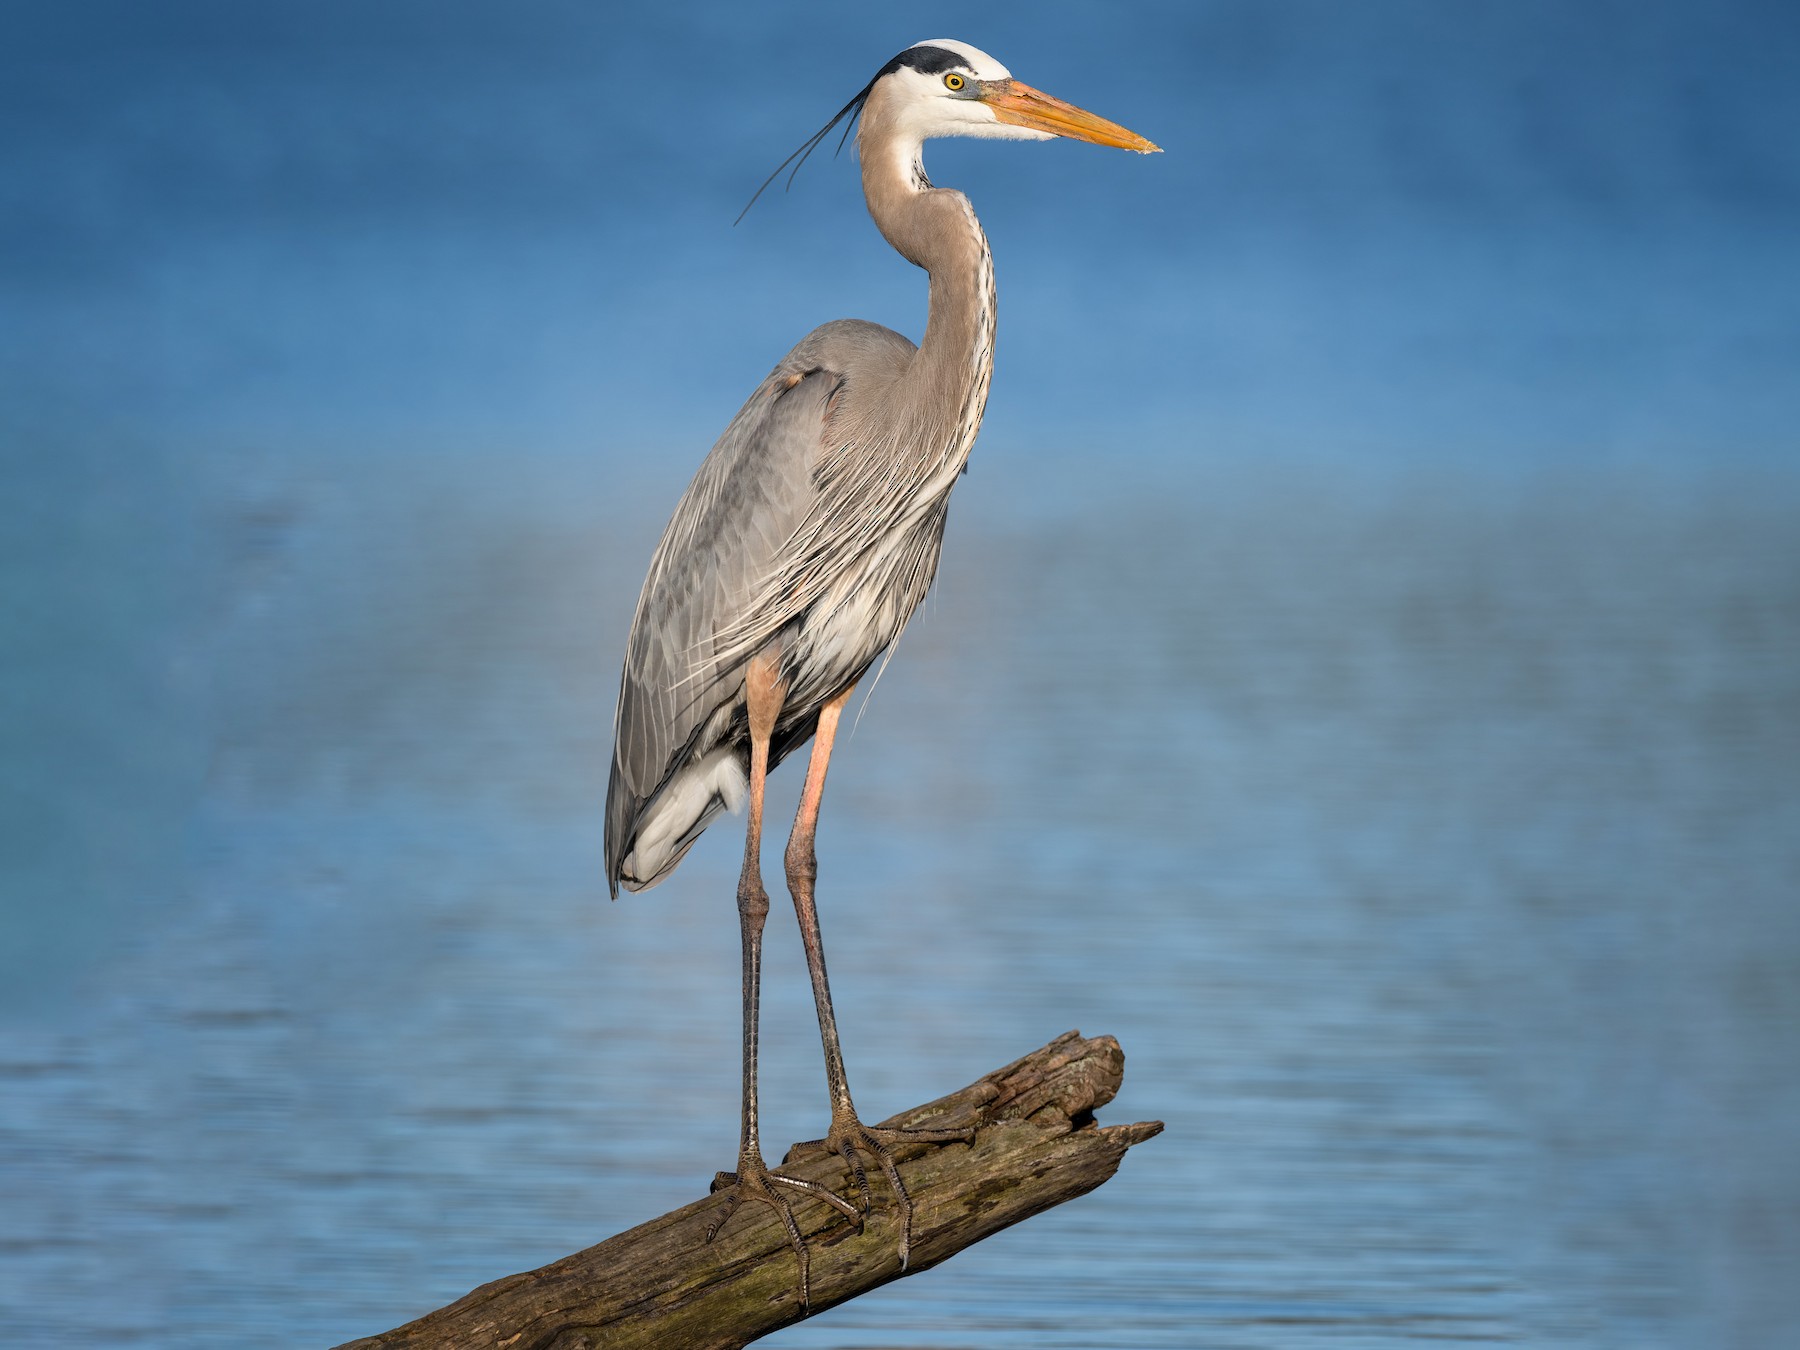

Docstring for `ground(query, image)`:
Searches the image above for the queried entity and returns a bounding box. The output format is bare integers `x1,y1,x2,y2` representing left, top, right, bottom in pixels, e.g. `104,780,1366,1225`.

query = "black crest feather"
733,45,974,226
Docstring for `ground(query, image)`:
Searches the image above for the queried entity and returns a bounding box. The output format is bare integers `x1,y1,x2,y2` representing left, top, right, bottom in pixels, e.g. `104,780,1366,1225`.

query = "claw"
790,1118,976,1272
837,1136,872,1214
703,1158,863,1309
704,1121,973,1307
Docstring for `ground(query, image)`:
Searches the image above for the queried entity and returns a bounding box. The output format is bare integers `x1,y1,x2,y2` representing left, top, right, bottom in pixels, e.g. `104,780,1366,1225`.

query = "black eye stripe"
881,45,974,79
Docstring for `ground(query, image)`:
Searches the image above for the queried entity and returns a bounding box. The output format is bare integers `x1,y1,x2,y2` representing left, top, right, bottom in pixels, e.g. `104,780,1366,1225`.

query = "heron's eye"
943,73,965,92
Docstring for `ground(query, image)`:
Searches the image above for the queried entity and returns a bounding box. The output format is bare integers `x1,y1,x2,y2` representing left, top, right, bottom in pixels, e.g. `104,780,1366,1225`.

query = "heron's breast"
785,504,950,707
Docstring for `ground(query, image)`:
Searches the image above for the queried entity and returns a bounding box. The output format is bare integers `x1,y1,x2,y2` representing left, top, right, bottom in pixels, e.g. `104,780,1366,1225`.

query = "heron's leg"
730,653,782,1184
783,683,974,1270
705,654,858,1308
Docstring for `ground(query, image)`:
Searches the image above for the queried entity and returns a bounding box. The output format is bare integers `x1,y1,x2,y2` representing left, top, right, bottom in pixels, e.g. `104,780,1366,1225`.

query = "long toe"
704,1158,864,1310
792,1116,976,1271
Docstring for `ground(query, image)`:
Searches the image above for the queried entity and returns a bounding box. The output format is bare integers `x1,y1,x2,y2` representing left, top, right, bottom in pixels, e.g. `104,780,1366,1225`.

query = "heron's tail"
611,744,748,893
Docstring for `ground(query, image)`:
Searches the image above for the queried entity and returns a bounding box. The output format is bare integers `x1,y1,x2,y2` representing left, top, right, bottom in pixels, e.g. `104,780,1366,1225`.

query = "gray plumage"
596,38,1157,1295
605,320,952,892
605,75,1002,897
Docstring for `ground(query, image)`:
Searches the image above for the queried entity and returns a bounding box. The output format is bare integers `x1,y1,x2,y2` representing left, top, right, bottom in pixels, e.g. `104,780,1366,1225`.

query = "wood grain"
335,1030,1161,1350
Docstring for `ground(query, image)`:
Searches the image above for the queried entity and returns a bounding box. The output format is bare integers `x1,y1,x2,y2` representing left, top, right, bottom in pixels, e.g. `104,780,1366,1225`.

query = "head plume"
734,42,1003,224
734,76,877,226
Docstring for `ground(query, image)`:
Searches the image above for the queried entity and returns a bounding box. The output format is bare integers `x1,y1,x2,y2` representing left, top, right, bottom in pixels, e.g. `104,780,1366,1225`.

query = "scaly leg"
705,654,859,1307
783,683,975,1270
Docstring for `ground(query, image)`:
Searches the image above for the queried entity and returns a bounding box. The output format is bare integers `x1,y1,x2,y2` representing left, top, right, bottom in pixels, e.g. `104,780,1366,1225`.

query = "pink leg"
783,683,974,1270
705,655,858,1308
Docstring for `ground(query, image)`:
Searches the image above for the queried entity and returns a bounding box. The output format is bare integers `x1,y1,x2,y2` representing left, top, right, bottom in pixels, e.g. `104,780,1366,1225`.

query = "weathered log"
335,1030,1161,1350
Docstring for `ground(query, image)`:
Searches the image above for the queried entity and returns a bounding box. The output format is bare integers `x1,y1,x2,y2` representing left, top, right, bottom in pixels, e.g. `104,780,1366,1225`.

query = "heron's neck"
862,142,996,474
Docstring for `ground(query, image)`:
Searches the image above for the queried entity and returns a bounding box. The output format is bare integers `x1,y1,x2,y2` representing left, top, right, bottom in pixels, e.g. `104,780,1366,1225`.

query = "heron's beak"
984,81,1161,153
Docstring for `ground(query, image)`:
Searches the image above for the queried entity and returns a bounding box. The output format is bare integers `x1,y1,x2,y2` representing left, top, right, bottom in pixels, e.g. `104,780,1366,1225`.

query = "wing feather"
605,366,830,882
603,320,924,894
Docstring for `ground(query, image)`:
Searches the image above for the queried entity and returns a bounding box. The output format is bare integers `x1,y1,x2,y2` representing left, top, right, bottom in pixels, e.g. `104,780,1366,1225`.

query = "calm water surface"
5,5,1798,1343
3,457,1796,1347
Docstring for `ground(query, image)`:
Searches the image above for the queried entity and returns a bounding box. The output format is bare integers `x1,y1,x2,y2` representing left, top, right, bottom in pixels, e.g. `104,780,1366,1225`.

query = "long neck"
860,131,996,475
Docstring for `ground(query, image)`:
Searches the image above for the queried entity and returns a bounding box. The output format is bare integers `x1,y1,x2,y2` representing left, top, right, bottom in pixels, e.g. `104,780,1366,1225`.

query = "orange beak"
983,80,1161,153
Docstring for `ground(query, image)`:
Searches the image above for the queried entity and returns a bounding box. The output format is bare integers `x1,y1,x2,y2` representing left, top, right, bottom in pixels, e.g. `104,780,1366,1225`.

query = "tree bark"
334,1030,1161,1350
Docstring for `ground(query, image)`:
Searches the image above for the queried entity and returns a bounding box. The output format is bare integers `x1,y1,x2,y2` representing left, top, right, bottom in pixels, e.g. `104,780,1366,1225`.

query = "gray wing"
604,321,915,894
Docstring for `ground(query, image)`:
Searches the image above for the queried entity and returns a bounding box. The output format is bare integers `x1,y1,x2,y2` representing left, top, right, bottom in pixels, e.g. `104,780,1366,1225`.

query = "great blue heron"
603,39,1157,1296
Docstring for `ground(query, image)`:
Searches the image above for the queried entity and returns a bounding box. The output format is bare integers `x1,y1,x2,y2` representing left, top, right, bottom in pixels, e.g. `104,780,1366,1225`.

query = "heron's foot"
790,1113,976,1271
705,1153,863,1309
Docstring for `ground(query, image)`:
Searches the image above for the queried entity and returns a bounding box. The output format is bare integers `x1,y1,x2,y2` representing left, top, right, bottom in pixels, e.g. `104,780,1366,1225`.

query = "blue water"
6,458,1797,1346
4,4,1799,1347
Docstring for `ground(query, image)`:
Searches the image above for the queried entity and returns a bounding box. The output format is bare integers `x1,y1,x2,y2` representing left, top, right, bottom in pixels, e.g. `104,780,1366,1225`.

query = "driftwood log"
336,1030,1161,1350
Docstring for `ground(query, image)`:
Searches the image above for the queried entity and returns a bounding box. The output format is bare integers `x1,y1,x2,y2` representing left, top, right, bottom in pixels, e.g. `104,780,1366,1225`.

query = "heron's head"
860,39,1160,154
738,39,1157,222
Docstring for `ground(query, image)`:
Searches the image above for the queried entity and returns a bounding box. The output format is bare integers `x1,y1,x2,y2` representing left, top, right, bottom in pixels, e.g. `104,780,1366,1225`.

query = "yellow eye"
943,73,965,91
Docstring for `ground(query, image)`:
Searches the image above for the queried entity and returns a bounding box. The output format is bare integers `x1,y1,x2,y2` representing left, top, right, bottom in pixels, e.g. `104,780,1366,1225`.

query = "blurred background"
3,1,1797,1346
